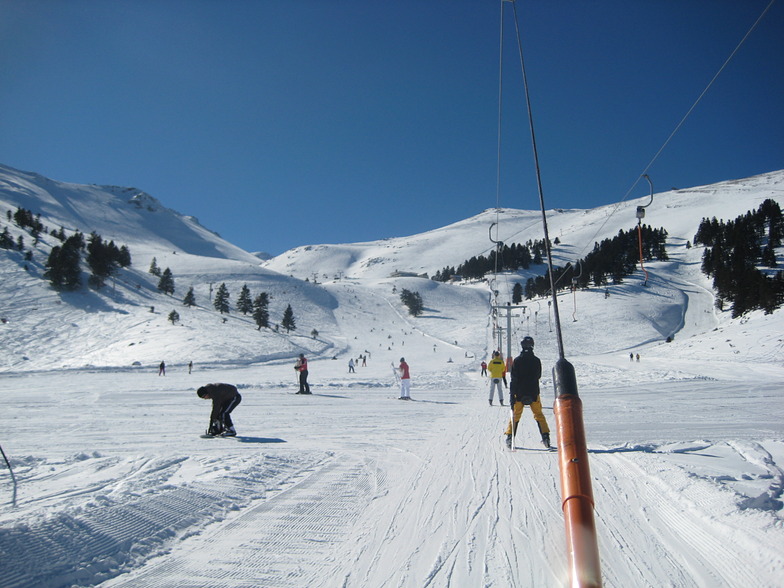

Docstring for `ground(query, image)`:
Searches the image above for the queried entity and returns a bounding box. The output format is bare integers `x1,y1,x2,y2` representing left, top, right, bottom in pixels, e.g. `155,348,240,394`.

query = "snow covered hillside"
0,163,340,371
0,163,783,587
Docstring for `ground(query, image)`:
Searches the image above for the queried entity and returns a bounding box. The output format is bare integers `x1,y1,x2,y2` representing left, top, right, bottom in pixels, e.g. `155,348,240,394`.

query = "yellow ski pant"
505,398,550,436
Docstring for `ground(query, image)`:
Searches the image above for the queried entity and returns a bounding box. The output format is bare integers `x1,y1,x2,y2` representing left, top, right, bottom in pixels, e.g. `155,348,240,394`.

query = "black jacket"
198,383,240,421
509,349,542,404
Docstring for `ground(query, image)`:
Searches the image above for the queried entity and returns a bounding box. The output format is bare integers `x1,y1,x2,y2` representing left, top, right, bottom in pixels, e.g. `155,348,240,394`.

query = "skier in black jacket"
197,383,242,437
505,336,551,449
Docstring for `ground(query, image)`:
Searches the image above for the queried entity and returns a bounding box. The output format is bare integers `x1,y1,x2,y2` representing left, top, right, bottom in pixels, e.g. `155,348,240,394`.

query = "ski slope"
0,164,782,586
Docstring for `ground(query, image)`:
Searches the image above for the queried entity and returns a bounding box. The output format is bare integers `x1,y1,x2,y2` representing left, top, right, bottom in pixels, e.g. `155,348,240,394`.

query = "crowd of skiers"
193,335,553,446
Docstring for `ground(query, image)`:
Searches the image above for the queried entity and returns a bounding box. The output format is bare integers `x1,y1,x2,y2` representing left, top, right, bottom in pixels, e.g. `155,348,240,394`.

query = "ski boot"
505,434,513,449
489,399,493,406
541,433,551,449
220,426,237,437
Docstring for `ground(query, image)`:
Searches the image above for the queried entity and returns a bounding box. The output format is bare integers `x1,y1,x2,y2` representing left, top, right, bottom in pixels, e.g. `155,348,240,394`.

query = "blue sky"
1,1,782,256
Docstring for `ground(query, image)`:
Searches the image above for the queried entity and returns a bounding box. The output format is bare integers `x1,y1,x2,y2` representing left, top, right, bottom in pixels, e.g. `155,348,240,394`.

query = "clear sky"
1,0,782,256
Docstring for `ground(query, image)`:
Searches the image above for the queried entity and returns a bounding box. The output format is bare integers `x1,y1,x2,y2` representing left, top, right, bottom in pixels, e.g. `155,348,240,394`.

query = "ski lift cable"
508,0,566,359
573,0,777,262
508,3,602,585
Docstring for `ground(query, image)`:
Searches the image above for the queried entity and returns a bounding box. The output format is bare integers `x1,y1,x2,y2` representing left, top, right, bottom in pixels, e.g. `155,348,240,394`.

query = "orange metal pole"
553,359,602,588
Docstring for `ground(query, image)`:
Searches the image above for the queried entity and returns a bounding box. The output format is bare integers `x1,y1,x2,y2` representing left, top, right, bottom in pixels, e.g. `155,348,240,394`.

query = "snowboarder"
487,351,506,406
197,383,242,437
398,357,411,400
480,360,487,376
348,358,355,373
158,361,166,376
295,354,311,394
505,337,551,449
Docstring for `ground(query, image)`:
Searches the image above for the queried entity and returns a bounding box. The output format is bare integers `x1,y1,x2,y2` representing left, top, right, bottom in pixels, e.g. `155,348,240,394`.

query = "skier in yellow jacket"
487,351,507,406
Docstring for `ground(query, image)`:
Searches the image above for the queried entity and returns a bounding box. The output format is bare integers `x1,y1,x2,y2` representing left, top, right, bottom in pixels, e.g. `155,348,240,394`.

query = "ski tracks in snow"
104,454,381,587
590,442,784,587
327,402,568,587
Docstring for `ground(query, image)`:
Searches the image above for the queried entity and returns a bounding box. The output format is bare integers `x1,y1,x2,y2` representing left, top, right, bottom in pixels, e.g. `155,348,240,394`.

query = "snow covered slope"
0,163,782,587
0,163,342,371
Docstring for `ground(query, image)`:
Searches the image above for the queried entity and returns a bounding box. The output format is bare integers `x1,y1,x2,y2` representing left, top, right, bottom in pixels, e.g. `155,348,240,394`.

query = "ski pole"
0,443,17,507
509,403,515,451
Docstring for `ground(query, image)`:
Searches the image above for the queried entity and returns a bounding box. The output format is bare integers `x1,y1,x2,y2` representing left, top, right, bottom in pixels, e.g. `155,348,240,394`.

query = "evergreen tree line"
520,225,668,300
431,238,551,282
3,206,72,251
44,231,132,291
2,206,132,291
693,198,783,317
181,282,288,331
2,206,60,256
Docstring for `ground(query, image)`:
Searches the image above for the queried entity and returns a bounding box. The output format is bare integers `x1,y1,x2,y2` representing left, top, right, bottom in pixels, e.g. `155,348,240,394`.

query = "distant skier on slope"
505,337,551,449
487,351,506,406
295,354,311,394
197,383,242,437
398,357,411,400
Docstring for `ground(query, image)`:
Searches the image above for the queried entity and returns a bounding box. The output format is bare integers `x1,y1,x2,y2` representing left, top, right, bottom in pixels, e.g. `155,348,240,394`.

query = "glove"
208,419,223,436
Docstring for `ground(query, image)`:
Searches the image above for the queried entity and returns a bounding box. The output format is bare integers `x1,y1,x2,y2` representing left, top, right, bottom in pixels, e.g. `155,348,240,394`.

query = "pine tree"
149,257,161,277
237,284,253,315
44,235,82,290
512,282,523,304
183,286,196,307
0,227,13,249
400,289,424,317
168,310,180,324
214,283,230,314
281,304,296,332
252,292,270,329
158,268,175,295
86,232,116,289
118,245,132,268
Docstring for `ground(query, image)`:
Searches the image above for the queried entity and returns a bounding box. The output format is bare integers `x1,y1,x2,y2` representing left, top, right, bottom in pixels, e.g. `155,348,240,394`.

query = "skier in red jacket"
295,354,311,394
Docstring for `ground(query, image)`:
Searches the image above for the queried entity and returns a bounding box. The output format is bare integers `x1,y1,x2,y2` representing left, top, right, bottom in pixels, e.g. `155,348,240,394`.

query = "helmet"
196,386,209,399
521,336,535,350
400,357,405,363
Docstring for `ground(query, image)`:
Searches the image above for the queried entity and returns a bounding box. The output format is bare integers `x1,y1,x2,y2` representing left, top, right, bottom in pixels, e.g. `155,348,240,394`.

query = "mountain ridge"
1,162,782,373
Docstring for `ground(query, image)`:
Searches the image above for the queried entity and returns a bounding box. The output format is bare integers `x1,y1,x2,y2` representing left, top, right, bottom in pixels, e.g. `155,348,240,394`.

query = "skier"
348,358,355,373
480,360,487,376
295,354,311,394
487,351,506,406
197,383,242,437
505,336,551,449
398,357,411,400
158,361,166,376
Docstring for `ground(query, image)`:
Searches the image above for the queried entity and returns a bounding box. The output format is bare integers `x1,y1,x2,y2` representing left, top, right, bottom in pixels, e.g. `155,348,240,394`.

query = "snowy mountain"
0,163,782,587
0,163,341,371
